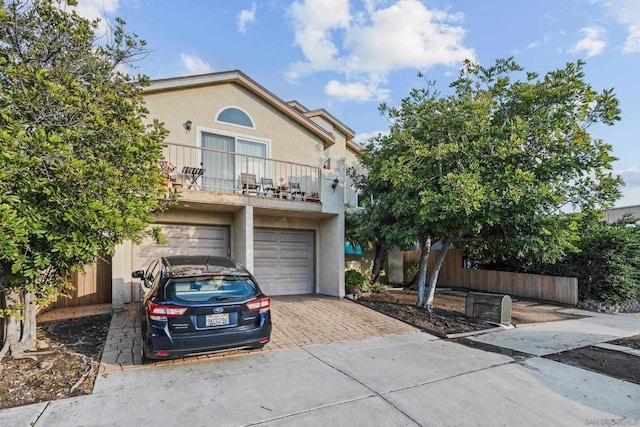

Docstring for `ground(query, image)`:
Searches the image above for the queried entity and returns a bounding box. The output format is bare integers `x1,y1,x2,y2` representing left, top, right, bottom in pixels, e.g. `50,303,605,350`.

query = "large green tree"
353,58,622,312
0,0,170,359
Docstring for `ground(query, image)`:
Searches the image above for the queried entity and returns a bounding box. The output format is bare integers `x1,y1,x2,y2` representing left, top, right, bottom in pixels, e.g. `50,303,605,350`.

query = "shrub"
345,269,387,293
360,280,387,293
403,259,420,284
345,269,365,286
568,219,640,303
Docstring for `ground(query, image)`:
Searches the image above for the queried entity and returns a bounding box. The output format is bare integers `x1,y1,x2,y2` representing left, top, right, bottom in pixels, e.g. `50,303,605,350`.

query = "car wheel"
141,346,153,365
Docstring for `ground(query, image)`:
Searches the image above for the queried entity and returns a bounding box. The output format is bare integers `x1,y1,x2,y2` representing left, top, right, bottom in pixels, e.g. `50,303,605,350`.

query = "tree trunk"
424,235,456,313
370,243,386,284
0,290,38,361
21,292,38,350
416,236,431,308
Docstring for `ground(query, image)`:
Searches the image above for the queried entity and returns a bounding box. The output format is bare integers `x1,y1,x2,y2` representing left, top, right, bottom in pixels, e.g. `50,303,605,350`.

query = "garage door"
254,229,314,295
133,224,230,272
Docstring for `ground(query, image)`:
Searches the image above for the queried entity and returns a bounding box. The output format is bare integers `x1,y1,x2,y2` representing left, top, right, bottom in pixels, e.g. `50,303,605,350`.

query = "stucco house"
104,70,360,309
602,204,640,223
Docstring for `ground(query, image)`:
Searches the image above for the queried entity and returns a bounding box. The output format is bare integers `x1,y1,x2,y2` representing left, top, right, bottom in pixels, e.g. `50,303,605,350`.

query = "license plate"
205,313,229,327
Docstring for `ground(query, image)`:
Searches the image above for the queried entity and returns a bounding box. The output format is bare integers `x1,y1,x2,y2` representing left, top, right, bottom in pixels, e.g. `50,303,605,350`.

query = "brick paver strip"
98,295,418,374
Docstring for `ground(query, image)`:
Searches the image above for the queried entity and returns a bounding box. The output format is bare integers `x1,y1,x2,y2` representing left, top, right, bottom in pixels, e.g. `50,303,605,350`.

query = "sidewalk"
3,331,640,426
2,310,640,426
468,309,640,356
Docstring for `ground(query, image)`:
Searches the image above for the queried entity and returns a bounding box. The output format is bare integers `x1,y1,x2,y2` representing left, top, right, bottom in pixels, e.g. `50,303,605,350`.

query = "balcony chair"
261,178,277,197
182,166,205,190
288,181,305,201
241,173,260,195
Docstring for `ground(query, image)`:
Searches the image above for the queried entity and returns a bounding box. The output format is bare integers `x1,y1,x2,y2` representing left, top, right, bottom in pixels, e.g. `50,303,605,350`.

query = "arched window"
216,107,254,129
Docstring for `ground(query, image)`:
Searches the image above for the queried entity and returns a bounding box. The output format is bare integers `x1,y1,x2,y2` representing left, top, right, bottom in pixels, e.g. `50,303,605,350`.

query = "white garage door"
254,229,314,295
133,224,230,272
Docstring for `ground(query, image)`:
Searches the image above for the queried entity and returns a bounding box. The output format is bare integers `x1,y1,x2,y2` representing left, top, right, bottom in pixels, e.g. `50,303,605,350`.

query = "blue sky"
79,0,640,207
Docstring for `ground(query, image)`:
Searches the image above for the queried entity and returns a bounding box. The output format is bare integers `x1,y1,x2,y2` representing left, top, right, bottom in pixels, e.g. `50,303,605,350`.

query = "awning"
345,243,363,255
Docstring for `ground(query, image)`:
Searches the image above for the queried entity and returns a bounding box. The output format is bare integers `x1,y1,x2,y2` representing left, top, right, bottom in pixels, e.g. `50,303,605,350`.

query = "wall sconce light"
183,120,192,132
332,177,339,191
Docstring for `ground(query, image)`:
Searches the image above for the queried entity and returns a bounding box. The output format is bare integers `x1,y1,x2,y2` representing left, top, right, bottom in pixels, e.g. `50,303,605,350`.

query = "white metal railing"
161,142,321,201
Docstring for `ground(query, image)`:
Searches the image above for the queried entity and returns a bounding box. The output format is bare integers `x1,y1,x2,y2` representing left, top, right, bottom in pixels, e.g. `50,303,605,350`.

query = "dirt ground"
546,338,640,385
0,314,111,410
357,289,583,336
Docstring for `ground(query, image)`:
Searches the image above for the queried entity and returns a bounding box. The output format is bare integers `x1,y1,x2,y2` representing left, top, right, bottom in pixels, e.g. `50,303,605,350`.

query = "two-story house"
105,70,359,309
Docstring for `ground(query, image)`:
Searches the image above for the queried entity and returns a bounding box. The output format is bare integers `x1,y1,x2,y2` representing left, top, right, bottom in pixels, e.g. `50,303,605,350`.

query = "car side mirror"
132,270,144,279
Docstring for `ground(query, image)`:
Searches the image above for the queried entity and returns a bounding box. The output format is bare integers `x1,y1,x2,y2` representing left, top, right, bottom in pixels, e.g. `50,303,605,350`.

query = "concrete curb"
445,324,512,339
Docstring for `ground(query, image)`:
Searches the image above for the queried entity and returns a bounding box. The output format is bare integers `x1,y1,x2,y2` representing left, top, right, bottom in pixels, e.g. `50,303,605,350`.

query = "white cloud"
114,62,132,75
180,54,213,75
616,166,640,206
353,129,389,145
570,27,607,57
325,79,390,102
287,0,351,79
343,1,473,74
66,0,120,36
527,34,552,50
619,166,640,187
238,3,257,34
287,0,474,102
69,0,119,20
604,0,640,52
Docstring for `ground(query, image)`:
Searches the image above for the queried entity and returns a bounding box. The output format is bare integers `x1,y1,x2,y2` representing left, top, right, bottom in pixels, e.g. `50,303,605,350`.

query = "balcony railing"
161,142,321,201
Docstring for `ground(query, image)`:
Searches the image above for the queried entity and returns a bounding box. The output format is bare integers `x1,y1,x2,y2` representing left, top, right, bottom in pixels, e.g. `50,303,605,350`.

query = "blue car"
132,255,272,363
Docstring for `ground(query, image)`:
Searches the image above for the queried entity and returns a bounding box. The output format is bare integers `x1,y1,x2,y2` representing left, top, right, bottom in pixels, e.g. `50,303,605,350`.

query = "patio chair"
261,178,277,196
182,166,205,190
288,181,305,200
241,173,260,195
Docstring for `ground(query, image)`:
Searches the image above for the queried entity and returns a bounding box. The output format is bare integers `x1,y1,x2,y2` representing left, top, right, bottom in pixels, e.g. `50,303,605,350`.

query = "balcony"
161,142,322,203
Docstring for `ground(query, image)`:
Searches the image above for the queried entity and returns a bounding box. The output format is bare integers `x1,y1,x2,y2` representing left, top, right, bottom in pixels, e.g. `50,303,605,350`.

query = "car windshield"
166,275,257,303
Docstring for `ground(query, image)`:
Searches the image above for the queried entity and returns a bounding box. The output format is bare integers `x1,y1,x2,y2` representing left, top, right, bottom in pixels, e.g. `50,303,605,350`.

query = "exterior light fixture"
332,177,339,191
183,120,192,132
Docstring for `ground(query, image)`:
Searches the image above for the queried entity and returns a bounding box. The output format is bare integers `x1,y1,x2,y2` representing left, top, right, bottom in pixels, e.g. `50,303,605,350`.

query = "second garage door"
133,224,230,272
254,229,314,295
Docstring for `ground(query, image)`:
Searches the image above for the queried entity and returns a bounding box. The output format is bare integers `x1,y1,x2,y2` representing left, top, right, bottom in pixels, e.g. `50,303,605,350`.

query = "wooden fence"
54,255,112,308
404,249,578,306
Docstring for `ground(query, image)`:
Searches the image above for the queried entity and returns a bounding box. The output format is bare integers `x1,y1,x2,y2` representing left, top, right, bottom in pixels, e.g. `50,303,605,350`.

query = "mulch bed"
545,343,640,385
609,334,640,350
356,290,493,337
0,313,111,410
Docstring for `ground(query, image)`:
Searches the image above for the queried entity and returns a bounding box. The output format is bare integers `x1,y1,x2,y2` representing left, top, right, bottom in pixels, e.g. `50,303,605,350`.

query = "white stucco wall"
318,214,345,297
113,205,345,303
233,207,252,270
602,205,640,223
344,148,362,210
143,84,325,167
